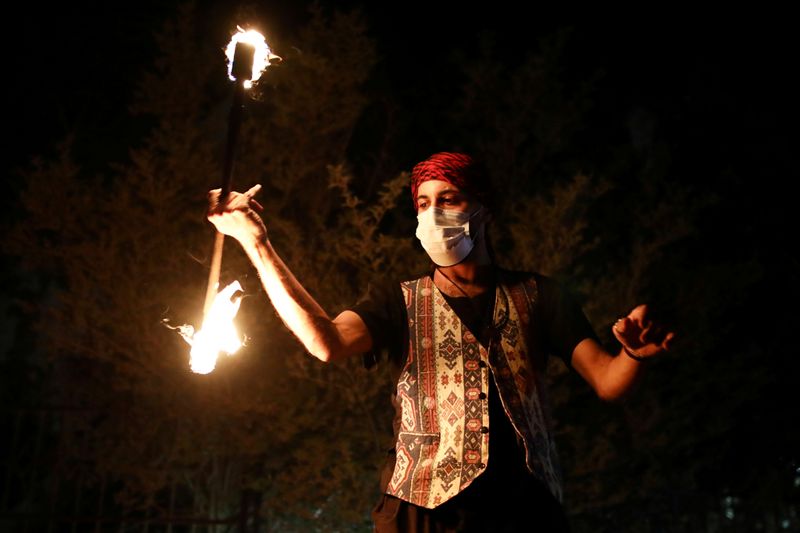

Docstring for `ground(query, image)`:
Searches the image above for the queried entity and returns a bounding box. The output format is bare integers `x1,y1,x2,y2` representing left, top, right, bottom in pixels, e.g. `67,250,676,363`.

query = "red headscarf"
410,152,492,210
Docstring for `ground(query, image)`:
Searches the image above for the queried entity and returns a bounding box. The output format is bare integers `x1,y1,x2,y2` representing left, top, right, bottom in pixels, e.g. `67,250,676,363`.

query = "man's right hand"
207,184,267,246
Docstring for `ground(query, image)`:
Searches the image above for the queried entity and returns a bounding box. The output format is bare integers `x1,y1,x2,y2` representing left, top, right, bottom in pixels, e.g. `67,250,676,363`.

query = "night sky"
8,4,794,181
3,1,797,530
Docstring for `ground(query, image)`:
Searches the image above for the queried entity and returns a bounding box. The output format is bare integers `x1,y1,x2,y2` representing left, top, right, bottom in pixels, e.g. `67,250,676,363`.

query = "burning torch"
204,37,254,318
205,29,281,316
171,28,279,374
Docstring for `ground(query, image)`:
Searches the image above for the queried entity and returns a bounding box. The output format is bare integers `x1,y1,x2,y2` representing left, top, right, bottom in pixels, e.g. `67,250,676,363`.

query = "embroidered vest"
385,274,563,508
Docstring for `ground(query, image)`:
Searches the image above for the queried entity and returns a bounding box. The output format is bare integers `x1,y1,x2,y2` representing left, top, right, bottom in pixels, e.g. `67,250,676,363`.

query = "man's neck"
434,245,495,297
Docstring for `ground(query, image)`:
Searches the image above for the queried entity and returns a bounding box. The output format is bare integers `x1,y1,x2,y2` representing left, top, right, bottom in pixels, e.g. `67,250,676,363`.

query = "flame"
225,27,280,89
175,281,245,374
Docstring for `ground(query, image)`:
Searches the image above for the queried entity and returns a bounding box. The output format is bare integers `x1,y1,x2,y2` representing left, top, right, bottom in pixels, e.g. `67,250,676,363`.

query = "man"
208,152,674,532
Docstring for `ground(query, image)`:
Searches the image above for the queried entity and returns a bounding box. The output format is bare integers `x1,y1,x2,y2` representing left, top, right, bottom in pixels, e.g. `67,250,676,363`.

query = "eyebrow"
416,188,461,201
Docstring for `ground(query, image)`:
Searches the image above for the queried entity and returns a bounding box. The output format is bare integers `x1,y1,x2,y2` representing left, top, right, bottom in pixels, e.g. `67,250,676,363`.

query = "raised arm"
207,184,371,363
571,304,674,401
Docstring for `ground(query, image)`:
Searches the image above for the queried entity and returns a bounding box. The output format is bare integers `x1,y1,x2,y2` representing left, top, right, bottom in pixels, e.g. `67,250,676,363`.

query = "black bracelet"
622,345,648,362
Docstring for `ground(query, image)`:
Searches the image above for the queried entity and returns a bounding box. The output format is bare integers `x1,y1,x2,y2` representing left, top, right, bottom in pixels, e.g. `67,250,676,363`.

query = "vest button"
479,462,486,469
478,392,487,400
480,426,489,434
478,360,487,368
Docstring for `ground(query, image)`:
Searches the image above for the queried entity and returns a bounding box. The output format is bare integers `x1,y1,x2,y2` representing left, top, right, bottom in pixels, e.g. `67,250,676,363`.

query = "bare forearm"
572,338,647,401
599,349,647,401
240,236,338,361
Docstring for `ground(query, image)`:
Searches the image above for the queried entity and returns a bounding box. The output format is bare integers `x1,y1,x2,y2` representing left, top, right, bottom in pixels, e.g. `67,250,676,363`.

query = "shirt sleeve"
536,274,598,367
348,280,406,369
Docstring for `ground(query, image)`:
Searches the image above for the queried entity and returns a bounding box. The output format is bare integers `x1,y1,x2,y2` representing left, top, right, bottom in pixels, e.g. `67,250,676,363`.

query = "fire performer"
207,152,674,532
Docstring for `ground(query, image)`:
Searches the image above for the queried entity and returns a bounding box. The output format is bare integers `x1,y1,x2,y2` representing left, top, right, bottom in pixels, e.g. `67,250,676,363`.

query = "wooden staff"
203,41,256,318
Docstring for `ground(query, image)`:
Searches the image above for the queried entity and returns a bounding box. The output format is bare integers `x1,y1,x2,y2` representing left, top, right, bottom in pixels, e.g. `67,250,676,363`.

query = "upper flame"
178,280,245,374
225,27,279,89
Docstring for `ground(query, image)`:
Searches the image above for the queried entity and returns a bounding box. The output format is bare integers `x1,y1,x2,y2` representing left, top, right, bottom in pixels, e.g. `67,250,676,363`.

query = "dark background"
9,4,794,182
2,2,797,531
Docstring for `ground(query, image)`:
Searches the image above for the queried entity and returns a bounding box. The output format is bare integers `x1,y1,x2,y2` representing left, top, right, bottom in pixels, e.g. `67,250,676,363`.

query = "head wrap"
410,152,492,210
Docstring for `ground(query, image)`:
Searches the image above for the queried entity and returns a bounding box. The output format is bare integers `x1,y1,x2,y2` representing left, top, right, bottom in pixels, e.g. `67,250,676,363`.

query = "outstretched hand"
207,184,267,245
612,304,675,360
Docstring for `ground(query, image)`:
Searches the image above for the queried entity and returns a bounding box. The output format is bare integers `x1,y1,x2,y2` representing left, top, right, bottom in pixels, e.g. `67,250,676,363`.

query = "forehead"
416,179,463,197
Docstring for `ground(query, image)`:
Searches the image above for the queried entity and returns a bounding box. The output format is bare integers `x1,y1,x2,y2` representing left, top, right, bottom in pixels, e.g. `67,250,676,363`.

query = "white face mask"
415,206,485,267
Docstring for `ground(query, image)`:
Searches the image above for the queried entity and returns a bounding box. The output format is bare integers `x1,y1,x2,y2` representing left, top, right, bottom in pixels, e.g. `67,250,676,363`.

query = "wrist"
238,231,268,250
622,345,647,362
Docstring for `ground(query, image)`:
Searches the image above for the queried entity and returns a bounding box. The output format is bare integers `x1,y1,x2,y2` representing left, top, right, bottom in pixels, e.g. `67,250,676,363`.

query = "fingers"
617,305,653,337
614,304,677,358
243,184,262,198
207,184,263,212
207,188,222,214
628,304,649,322
638,319,654,343
205,184,268,243
230,184,262,208
237,184,263,211
661,331,676,351
612,317,633,346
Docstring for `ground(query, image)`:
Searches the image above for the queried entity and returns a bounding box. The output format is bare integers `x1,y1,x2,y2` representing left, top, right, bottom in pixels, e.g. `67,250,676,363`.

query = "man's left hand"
612,304,675,360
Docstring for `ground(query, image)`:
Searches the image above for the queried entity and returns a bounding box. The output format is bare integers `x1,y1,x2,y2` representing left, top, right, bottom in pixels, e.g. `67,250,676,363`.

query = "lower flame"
176,281,245,374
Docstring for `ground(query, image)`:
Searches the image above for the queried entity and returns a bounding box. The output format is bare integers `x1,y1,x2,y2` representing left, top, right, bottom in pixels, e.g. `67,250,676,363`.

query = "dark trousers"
372,470,571,533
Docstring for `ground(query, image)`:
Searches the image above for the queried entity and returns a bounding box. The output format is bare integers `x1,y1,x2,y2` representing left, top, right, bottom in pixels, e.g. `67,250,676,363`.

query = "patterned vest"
385,274,563,509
